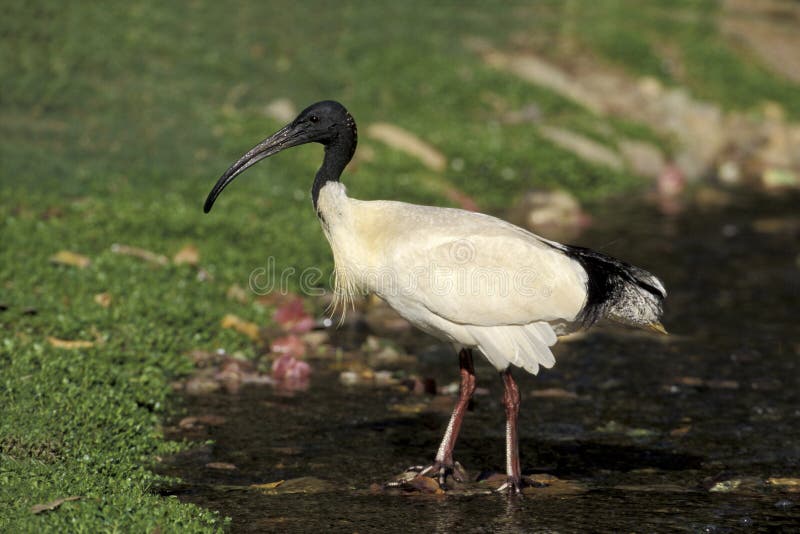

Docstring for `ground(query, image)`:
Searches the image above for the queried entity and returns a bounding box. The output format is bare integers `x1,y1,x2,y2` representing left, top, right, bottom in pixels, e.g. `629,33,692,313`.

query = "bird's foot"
495,476,535,496
385,461,468,491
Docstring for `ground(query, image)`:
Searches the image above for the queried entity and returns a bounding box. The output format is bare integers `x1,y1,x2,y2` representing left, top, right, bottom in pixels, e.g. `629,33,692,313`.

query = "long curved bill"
204,123,301,213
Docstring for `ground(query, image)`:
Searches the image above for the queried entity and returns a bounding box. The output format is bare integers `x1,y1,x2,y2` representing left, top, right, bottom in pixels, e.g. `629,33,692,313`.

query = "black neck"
312,118,357,210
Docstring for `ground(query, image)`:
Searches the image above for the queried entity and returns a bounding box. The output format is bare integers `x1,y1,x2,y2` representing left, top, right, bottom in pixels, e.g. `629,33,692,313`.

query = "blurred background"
2,1,799,531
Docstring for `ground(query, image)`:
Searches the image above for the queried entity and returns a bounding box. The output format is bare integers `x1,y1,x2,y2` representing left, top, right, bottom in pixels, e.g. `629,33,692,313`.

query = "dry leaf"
93,292,112,308
226,284,249,303
50,250,91,269
47,337,94,350
367,123,447,171
670,425,692,437
111,243,169,265
173,244,200,265
221,314,260,340
251,480,285,490
768,477,800,488
30,496,81,514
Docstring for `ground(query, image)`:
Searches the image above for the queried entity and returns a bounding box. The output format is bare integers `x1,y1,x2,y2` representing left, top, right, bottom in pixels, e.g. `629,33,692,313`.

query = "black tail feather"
564,246,666,328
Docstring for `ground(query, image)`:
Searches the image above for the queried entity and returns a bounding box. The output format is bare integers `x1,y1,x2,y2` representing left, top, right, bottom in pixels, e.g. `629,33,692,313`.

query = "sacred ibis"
204,100,667,494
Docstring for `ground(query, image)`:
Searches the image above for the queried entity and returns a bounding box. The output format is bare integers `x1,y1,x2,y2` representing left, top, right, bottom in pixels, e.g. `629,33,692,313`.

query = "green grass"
1,1,797,531
535,0,800,117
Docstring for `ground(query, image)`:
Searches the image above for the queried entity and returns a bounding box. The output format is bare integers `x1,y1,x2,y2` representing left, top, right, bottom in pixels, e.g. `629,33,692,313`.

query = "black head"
204,100,357,213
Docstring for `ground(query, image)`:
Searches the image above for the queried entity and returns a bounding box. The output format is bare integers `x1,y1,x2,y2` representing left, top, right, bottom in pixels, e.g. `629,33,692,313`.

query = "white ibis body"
204,100,667,494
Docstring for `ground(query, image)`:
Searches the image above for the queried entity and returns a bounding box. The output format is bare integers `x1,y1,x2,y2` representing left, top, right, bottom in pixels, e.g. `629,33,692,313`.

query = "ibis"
204,100,667,494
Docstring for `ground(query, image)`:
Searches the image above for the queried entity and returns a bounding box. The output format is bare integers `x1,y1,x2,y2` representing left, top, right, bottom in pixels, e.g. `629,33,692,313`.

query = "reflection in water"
160,193,800,532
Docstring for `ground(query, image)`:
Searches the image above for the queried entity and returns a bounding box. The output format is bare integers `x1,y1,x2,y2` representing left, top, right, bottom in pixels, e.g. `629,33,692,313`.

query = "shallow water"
160,192,800,532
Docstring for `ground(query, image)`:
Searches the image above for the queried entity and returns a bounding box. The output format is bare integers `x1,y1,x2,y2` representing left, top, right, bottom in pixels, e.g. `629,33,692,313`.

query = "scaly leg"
397,348,476,489
497,368,526,494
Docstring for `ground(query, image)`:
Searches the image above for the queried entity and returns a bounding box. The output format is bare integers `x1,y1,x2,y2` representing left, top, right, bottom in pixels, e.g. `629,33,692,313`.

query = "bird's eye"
309,115,320,123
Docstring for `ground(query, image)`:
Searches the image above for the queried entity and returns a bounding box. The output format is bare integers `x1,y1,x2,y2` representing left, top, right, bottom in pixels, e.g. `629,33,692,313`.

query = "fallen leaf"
221,314,260,340
405,474,445,494
670,425,692,437
273,298,314,333
226,284,249,303
50,250,90,269
768,477,800,488
93,292,112,308
30,496,81,514
205,462,237,470
709,479,742,493
173,244,200,265
111,243,168,265
389,402,428,414
47,337,94,350
367,123,447,171
251,480,285,490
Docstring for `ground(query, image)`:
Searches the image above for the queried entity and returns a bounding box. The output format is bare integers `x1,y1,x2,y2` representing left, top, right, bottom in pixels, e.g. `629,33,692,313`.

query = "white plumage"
204,100,666,494
317,181,581,375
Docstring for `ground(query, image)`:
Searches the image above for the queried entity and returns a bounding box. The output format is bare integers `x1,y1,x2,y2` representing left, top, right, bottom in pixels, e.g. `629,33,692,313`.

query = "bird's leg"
403,348,476,488
497,368,526,495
